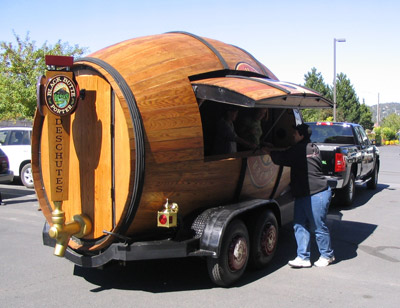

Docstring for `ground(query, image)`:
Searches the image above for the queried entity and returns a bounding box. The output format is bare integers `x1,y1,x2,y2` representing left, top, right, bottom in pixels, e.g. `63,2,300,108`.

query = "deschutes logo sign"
235,62,262,74
45,75,78,116
247,156,278,188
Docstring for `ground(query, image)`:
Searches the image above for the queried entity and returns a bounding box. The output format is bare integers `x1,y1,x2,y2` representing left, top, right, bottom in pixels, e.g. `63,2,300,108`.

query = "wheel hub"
23,168,33,184
261,224,277,255
228,235,248,271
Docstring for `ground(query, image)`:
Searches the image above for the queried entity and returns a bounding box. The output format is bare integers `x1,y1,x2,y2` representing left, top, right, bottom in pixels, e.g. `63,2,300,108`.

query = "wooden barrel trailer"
34,32,332,286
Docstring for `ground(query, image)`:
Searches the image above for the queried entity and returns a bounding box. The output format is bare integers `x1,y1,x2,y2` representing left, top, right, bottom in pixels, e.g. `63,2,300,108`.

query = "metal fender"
192,199,279,257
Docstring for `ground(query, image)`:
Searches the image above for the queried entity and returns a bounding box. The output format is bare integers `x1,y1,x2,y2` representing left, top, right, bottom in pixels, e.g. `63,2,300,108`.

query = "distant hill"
369,102,400,123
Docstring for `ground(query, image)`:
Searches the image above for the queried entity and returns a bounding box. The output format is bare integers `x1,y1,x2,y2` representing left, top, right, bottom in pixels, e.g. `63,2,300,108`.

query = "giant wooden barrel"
32,32,331,255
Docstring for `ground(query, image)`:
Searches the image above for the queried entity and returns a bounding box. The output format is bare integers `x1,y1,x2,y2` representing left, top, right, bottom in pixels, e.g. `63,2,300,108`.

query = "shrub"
382,127,396,141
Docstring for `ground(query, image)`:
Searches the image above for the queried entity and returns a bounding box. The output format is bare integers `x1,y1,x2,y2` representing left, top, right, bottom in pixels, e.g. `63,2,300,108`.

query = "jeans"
293,187,334,260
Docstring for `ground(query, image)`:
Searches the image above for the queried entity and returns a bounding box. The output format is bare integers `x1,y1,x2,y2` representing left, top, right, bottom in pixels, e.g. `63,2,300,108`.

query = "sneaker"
314,256,335,267
288,257,312,268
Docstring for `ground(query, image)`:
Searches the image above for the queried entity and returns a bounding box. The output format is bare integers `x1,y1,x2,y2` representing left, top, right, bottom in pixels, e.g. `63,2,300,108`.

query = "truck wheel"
339,173,355,206
366,164,378,190
207,219,249,287
249,210,279,269
21,163,34,188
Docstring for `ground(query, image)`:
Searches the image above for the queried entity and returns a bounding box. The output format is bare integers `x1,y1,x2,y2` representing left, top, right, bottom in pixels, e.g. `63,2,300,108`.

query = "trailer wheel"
207,219,249,287
249,210,279,269
339,173,355,206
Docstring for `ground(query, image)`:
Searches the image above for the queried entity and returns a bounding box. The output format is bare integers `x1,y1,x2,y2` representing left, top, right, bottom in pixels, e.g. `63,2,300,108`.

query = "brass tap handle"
49,201,92,257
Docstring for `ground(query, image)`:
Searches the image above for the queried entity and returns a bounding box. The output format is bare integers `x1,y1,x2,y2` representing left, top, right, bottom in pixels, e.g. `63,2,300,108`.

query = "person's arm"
262,145,296,167
235,135,257,150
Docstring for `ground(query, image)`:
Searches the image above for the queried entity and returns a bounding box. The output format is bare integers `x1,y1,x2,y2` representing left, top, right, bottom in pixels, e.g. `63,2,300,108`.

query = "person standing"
263,123,335,267
236,108,268,149
213,107,257,155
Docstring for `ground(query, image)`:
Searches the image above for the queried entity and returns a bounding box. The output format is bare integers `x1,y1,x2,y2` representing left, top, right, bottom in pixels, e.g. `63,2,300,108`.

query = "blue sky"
1,0,399,106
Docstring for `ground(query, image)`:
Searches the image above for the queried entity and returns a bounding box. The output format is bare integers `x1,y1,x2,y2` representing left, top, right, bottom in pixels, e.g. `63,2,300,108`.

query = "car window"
309,124,354,144
353,127,361,145
20,131,31,145
0,131,8,145
8,130,30,145
358,126,370,145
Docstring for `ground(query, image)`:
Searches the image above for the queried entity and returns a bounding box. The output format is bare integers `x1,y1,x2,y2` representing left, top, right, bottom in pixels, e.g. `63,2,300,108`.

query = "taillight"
0,156,9,172
335,153,346,172
158,214,168,225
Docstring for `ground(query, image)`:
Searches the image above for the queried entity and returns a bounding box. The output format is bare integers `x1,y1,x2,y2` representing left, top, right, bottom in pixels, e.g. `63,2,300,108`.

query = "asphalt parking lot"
0,146,399,308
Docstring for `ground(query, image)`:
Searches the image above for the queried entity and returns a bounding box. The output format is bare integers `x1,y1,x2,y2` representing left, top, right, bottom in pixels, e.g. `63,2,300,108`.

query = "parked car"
0,127,33,188
0,148,14,184
307,121,380,206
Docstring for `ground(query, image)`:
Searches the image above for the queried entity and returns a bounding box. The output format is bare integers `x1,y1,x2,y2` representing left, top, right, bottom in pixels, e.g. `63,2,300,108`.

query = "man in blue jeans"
263,123,334,267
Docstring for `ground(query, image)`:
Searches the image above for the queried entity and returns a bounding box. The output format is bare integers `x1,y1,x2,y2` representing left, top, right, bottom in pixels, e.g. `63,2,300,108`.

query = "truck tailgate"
315,144,343,175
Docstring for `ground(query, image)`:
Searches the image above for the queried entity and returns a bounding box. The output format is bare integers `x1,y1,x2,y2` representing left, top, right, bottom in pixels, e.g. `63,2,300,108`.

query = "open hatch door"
192,76,333,109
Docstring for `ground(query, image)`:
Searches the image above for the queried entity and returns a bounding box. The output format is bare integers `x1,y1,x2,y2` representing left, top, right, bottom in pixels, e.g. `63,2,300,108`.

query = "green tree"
335,73,359,123
0,32,87,120
301,68,374,128
381,113,400,132
301,67,332,122
304,67,331,97
358,103,374,130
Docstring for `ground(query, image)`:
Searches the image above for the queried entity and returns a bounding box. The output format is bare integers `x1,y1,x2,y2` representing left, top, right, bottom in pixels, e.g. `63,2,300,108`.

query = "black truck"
307,122,380,206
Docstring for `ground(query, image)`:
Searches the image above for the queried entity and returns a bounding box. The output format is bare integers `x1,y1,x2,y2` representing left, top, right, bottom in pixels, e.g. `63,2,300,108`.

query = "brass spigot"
48,201,92,257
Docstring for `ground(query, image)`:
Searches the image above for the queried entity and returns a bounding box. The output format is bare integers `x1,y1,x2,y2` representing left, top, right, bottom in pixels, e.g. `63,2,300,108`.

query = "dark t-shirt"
270,139,328,197
213,118,237,154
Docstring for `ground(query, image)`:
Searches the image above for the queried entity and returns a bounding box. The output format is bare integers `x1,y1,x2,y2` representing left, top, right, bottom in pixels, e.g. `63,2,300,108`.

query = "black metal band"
167,31,229,69
76,57,145,237
270,165,284,199
234,158,248,201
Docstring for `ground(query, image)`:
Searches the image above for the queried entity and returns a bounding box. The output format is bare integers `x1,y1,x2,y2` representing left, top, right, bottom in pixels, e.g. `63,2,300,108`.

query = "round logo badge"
45,75,78,116
235,62,262,74
247,155,278,188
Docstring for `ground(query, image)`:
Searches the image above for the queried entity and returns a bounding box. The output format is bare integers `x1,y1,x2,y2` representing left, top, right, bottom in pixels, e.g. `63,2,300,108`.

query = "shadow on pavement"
19,182,379,291
328,214,377,263
331,183,388,210
55,176,384,291
0,183,36,205
74,257,214,292
73,212,377,292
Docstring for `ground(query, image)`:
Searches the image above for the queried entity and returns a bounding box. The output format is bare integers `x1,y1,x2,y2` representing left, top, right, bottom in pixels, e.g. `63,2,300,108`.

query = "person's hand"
245,141,257,150
250,143,258,150
261,146,272,155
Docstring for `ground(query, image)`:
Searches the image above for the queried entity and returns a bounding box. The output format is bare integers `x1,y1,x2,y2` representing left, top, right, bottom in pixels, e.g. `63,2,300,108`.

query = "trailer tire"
249,210,279,269
207,219,249,287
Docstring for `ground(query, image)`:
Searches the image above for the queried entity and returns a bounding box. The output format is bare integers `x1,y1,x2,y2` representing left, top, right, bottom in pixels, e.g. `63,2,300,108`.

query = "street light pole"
333,38,346,122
